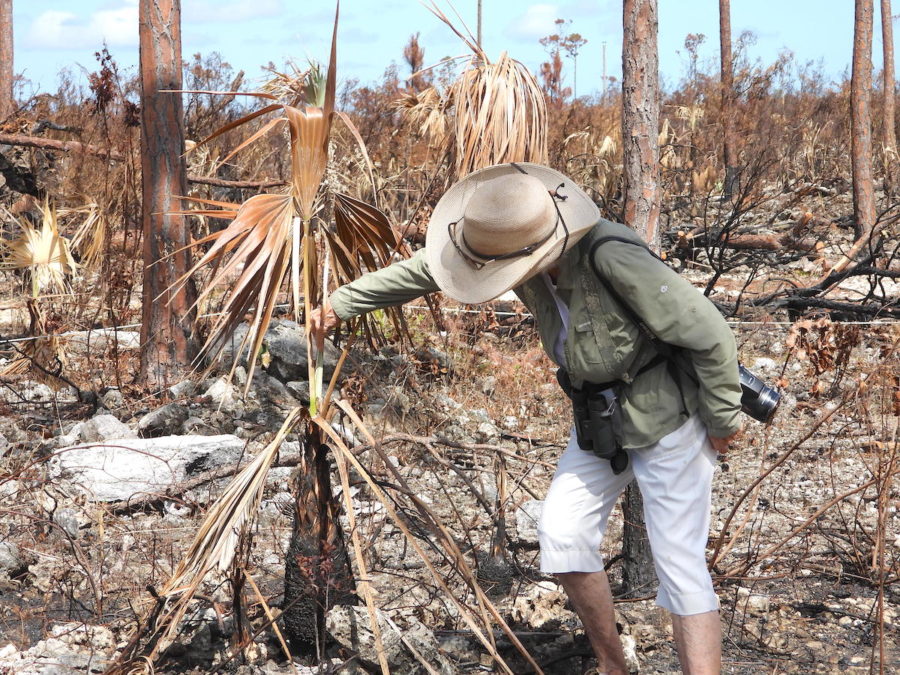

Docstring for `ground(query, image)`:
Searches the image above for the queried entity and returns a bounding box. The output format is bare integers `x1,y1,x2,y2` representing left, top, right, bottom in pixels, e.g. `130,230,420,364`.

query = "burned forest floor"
0,184,898,674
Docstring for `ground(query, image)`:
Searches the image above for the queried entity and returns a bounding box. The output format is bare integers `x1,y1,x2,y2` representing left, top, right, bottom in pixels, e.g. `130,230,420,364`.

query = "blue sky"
13,1,891,98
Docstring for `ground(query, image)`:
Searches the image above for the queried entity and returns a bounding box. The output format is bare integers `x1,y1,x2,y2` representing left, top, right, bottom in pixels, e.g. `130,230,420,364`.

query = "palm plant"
167,12,403,411
109,4,408,669
0,201,77,385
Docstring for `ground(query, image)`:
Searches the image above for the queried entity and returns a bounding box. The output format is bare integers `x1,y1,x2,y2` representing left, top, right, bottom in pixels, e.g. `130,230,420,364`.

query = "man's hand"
708,423,743,455
308,305,340,338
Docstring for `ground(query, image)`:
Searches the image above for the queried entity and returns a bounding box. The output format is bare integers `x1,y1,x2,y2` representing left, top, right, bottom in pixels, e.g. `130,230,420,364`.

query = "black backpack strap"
587,236,690,415
587,237,672,359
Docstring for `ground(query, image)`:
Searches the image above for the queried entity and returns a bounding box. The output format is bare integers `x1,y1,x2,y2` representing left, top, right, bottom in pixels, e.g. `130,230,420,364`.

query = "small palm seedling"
1,199,78,298
0,201,76,386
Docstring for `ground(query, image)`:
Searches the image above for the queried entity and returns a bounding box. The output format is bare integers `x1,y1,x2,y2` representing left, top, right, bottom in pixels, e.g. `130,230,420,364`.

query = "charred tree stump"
283,425,356,657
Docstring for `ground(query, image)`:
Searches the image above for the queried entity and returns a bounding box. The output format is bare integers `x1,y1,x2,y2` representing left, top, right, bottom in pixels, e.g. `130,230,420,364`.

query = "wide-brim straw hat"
425,162,600,304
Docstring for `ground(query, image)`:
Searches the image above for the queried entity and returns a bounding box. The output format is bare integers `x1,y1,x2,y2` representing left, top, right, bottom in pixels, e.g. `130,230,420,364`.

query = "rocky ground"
0,308,896,674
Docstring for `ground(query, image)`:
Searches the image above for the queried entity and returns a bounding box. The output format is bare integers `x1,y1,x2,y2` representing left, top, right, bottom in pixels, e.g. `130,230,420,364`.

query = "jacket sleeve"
592,241,743,438
328,249,440,321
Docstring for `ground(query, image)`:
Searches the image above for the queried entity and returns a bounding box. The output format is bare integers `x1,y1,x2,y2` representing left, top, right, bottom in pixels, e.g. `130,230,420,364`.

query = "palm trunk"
283,421,356,656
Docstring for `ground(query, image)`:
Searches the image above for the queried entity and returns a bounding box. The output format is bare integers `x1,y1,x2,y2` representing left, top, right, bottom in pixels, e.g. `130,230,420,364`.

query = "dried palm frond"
0,335,69,385
107,409,303,674
675,104,705,131
323,402,546,674
658,118,680,169
330,192,407,284
170,191,294,389
63,202,107,270
1,200,78,297
450,51,547,176
260,59,326,108
328,192,410,341
286,105,331,223
563,129,621,205
422,3,547,178
395,86,449,150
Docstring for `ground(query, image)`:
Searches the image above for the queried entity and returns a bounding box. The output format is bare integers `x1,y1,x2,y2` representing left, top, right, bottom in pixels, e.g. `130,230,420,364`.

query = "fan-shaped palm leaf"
64,202,106,271
169,192,294,390
1,200,78,297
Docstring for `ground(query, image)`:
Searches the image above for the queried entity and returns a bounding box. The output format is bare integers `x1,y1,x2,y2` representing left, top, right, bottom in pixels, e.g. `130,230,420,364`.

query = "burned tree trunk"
138,0,197,388
720,0,739,200
620,0,660,598
851,0,876,240
881,0,897,196
622,0,661,248
0,0,13,121
283,425,356,656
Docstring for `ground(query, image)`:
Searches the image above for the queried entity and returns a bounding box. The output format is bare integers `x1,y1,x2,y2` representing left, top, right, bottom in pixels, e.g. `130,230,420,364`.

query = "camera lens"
738,365,781,423
754,385,781,422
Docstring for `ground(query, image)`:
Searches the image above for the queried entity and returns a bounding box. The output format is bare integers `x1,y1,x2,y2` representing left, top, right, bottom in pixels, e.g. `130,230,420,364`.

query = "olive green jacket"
330,219,743,448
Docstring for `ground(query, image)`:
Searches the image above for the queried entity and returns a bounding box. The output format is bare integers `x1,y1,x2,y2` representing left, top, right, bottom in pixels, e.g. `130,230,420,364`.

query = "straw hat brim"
425,163,600,304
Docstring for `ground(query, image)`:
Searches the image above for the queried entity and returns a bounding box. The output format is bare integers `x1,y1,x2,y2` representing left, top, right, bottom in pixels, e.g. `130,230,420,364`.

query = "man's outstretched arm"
311,249,440,332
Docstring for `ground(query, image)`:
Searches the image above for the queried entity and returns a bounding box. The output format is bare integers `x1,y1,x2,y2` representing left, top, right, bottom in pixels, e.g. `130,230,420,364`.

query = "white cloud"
506,4,560,41
184,0,284,23
25,1,138,50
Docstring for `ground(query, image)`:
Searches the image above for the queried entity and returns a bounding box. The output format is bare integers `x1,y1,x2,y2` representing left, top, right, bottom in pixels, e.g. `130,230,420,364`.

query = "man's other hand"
708,424,743,455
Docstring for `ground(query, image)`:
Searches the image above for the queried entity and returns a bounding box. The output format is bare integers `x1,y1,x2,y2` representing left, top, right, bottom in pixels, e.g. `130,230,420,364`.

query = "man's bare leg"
671,610,721,674
556,571,629,675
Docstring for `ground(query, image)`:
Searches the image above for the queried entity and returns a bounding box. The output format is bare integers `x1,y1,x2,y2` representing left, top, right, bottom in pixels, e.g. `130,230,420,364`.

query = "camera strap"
587,236,693,414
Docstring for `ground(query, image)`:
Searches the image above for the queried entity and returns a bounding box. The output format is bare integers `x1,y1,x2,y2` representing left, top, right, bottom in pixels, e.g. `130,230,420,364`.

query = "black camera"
739,365,781,424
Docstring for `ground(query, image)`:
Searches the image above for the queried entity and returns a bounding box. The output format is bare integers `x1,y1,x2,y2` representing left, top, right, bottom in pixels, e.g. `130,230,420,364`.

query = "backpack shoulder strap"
587,237,691,410
586,236,670,357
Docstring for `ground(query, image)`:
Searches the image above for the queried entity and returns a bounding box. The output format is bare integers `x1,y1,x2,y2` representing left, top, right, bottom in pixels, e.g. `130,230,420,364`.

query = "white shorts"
537,415,719,616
